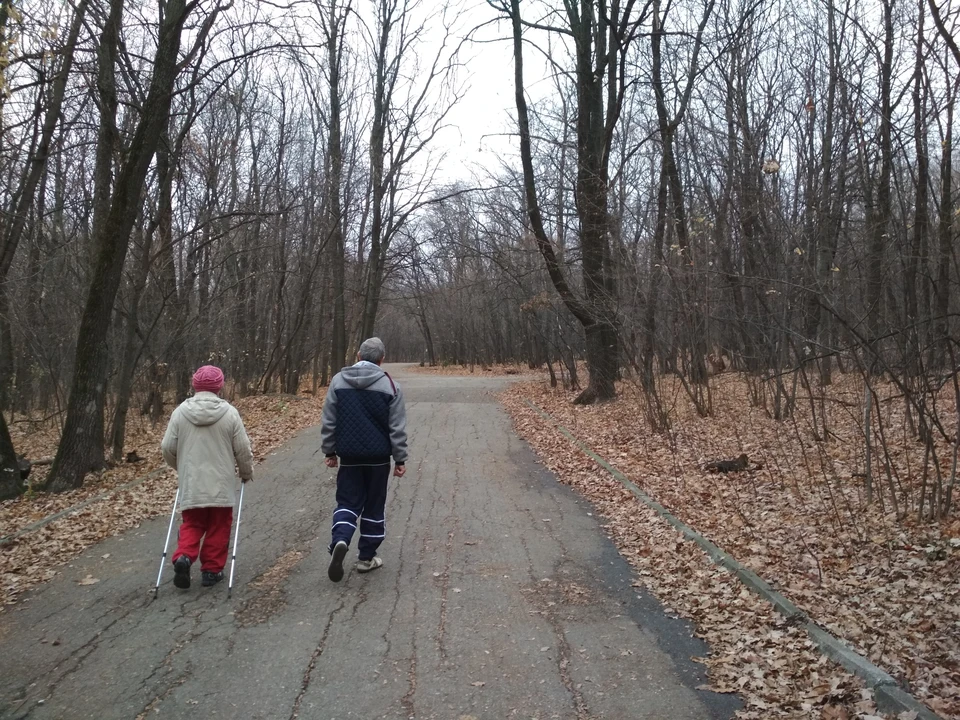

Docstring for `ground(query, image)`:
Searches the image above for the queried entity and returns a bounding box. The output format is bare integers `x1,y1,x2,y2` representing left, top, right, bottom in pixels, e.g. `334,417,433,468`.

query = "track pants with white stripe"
330,464,389,561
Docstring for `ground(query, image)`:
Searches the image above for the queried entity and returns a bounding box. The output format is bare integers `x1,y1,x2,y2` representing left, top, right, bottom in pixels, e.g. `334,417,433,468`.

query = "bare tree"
358,0,463,342
494,0,646,403
45,0,213,492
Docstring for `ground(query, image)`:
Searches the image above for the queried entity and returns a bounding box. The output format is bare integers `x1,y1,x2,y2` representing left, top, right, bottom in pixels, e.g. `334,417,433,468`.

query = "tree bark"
0,410,22,500
803,0,841,354
0,0,88,412
504,0,624,403
932,66,954,368
905,0,929,377
865,0,894,369
570,0,617,403
650,0,714,385
642,161,669,388
109,224,152,461
45,0,196,492
323,0,349,372
359,0,391,341
110,123,176,459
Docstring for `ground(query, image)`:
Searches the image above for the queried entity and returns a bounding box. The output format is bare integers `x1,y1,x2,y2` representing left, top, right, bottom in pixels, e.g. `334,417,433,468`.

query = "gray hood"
180,392,230,426
340,361,385,390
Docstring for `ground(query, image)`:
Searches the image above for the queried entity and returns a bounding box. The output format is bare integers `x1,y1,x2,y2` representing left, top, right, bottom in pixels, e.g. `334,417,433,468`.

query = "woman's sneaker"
356,557,383,573
328,541,348,582
201,571,224,587
173,556,191,589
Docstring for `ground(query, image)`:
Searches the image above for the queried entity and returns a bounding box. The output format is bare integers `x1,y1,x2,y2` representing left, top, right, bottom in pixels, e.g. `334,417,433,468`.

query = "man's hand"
394,464,406,478
325,456,338,468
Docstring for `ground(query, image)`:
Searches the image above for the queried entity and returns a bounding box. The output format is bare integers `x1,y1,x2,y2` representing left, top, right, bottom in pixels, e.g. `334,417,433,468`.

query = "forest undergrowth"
503,370,959,719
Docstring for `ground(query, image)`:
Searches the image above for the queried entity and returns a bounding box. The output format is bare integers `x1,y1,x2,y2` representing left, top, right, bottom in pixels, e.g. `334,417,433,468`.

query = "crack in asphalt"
130,593,238,718
11,608,131,718
518,534,593,720
516,488,595,720
1,373,728,720
400,653,418,719
288,596,346,720
7,581,156,710
400,534,432,720
134,672,189,720
382,461,419,660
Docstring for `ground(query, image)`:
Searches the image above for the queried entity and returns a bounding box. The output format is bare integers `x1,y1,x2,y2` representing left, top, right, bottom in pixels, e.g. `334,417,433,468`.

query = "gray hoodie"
161,392,254,510
321,362,408,465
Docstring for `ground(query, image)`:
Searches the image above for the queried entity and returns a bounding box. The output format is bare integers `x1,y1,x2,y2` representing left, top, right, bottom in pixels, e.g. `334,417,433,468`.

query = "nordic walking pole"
227,482,245,599
154,488,180,599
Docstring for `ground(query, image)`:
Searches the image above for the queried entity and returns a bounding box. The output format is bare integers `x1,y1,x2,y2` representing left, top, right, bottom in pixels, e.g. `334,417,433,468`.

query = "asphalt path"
0,366,740,719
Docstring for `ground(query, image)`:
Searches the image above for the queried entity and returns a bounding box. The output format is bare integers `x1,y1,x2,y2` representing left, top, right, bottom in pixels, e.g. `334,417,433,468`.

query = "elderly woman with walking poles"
160,365,253,590
322,337,408,582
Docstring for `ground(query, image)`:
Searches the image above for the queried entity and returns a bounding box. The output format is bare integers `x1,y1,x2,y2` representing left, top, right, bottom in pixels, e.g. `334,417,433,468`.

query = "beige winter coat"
160,392,254,511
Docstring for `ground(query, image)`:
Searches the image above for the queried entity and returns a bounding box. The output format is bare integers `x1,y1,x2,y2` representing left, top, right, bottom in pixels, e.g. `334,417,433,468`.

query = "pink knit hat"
192,365,224,394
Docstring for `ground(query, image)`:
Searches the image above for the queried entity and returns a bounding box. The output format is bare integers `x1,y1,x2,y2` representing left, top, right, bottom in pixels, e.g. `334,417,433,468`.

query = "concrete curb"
0,467,170,545
524,400,941,720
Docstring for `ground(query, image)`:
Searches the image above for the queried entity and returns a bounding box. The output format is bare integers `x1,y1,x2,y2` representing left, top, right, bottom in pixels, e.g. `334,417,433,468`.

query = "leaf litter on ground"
500,371,960,720
408,362,536,377
0,393,321,608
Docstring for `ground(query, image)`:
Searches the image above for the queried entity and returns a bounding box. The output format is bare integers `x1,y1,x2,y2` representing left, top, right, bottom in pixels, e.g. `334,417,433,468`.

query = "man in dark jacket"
321,337,408,582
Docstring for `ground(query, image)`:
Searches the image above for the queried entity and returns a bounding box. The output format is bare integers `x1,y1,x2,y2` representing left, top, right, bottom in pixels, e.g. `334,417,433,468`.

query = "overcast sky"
432,0,521,184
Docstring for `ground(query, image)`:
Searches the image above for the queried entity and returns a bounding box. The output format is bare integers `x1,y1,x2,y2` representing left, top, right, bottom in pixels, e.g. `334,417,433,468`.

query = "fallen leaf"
500,378,960,717
821,706,850,720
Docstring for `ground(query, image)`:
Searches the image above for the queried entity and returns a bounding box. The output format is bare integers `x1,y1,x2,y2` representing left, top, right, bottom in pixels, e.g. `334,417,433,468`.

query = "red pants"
172,506,233,572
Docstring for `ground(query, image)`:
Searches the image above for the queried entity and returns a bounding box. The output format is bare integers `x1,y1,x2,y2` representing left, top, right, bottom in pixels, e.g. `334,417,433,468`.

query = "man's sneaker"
201,571,224,587
356,557,383,573
328,541,348,582
173,556,191,589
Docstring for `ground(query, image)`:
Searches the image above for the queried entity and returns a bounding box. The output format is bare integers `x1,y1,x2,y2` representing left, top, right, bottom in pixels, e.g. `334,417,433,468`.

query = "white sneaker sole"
356,558,383,573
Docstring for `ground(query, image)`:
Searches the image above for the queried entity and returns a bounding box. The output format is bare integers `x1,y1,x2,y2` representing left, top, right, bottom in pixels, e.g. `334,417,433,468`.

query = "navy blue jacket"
320,362,408,466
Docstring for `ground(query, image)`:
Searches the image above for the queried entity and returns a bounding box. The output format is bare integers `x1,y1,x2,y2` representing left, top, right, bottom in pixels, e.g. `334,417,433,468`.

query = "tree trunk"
45,0,195,492
324,0,349,372
905,0,929,377
110,226,152,461
932,69,954,368
642,161,669,388
571,0,617,402
0,0,88,412
650,0,714,385
110,122,174,460
360,2,390,341
0,411,23,500
505,0,621,403
804,0,840,350
865,0,894,369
